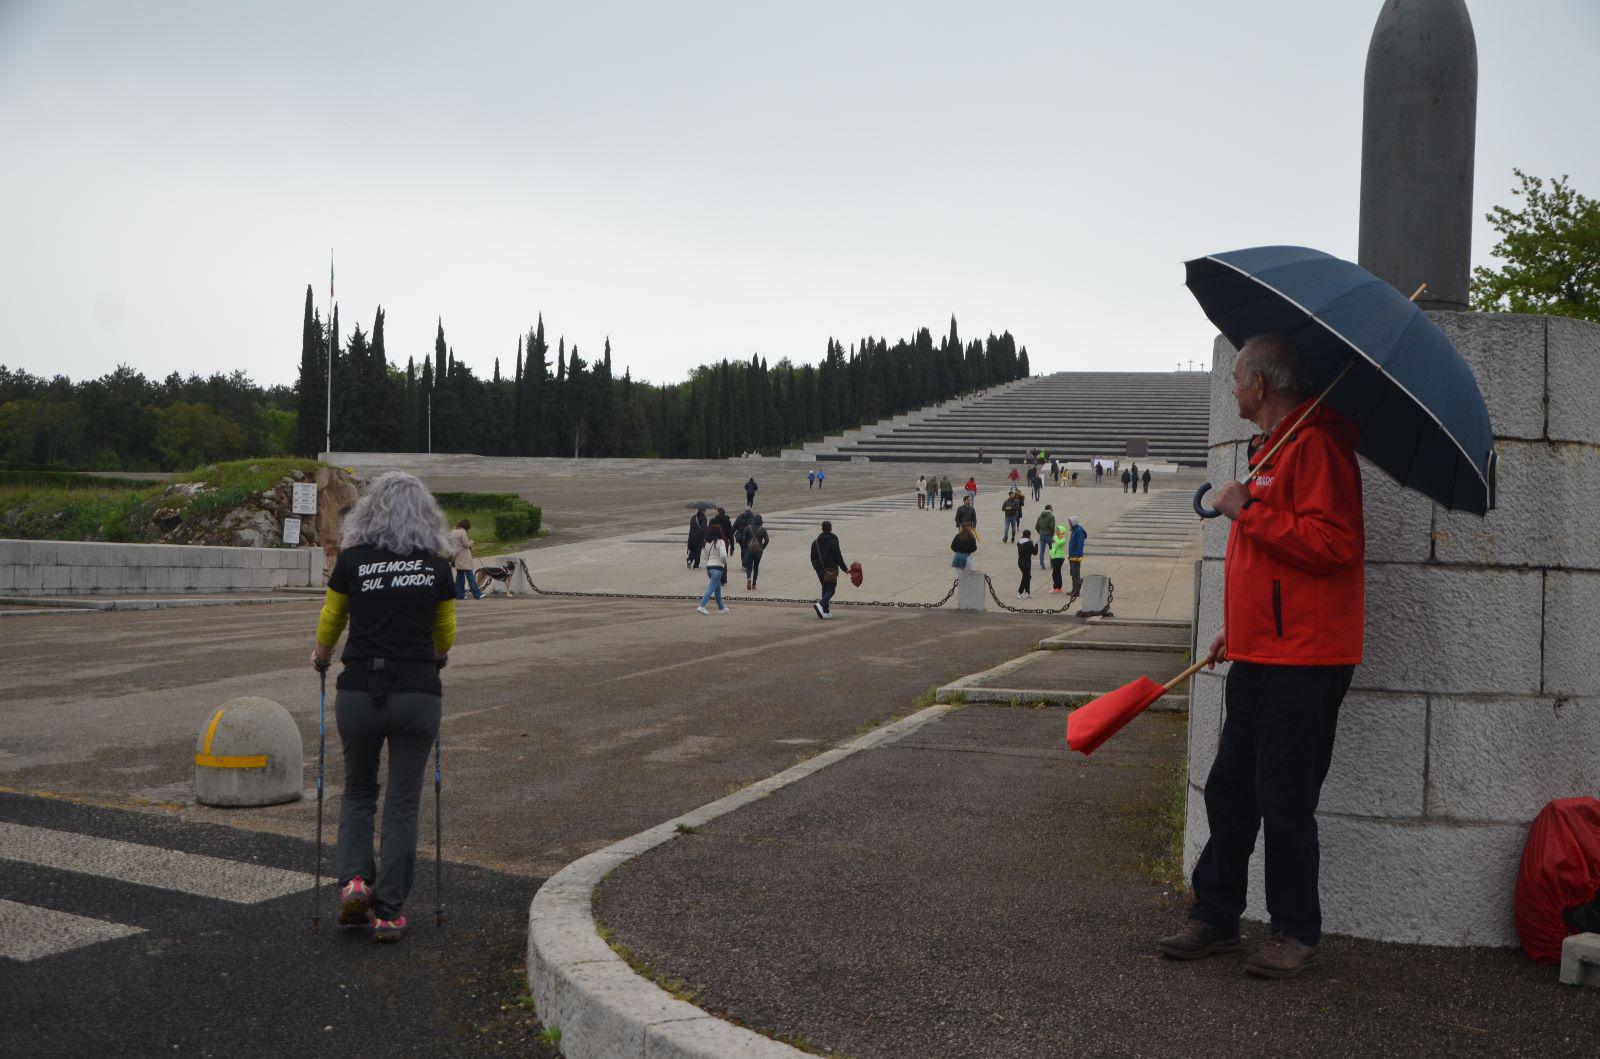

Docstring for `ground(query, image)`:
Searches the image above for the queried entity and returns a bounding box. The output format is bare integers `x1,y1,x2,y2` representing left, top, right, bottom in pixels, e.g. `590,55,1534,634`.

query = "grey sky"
2,1,1595,389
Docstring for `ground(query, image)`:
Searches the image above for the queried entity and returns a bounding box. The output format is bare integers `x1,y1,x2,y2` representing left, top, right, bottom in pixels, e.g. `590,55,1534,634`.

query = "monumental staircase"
805,371,1212,466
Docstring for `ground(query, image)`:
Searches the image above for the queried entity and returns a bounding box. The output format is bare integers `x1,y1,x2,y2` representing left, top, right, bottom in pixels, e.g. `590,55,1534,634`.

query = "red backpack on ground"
1515,797,1600,963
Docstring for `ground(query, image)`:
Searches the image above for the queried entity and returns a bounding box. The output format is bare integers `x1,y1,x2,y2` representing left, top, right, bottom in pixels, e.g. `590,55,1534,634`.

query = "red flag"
1066,676,1167,755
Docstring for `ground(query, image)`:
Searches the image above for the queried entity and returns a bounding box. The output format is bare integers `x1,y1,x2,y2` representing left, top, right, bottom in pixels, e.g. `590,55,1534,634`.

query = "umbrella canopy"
1185,245,1495,515
685,500,718,510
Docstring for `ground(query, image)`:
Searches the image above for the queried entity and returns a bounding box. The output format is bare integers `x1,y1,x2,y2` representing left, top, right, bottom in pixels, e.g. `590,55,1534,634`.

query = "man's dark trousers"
1189,660,1353,947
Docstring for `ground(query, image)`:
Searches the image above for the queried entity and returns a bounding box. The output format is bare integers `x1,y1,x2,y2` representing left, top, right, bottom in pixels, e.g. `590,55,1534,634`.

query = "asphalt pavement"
0,791,556,1058
597,706,1599,1058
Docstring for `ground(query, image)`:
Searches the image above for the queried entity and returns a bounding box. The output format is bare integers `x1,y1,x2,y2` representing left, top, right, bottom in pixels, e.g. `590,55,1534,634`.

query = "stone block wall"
1186,312,1600,946
2,539,320,595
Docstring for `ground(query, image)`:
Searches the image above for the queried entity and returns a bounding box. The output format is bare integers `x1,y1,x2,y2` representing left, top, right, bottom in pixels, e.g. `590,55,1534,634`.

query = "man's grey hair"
1238,333,1310,399
340,471,452,556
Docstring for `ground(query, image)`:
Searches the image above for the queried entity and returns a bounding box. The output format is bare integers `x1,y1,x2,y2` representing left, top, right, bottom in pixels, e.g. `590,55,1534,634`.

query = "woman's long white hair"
340,471,452,556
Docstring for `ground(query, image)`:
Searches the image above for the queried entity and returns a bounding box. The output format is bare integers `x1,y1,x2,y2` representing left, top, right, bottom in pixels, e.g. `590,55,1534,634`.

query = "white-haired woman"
309,471,456,942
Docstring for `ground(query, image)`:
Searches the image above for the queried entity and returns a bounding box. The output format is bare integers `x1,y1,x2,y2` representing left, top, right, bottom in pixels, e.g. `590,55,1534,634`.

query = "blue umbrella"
1187,245,1496,517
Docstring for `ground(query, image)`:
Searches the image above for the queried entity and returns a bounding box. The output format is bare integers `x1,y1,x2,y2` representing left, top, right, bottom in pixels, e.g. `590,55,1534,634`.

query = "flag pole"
325,250,334,458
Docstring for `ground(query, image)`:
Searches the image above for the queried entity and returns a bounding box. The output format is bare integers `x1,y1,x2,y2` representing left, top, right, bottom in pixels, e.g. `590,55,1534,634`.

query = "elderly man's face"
1232,353,1264,422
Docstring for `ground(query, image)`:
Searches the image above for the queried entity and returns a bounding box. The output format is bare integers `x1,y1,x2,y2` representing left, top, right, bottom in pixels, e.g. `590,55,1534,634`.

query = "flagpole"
325,250,334,457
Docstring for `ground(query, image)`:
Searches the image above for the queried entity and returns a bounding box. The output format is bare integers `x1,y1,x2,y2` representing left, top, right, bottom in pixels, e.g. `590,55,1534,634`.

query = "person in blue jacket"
1067,516,1088,596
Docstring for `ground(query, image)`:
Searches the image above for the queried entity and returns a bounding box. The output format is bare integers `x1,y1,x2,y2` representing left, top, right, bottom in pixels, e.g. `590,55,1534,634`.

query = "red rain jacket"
1516,798,1600,964
1224,399,1365,665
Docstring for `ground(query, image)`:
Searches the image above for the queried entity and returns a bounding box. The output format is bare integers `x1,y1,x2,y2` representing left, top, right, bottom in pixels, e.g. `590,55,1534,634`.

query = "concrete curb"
0,595,314,612
947,685,1187,712
527,704,957,1059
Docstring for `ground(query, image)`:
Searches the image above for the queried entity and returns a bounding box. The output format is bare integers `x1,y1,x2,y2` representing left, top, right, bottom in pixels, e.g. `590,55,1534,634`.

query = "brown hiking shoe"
1156,920,1241,960
1245,931,1316,979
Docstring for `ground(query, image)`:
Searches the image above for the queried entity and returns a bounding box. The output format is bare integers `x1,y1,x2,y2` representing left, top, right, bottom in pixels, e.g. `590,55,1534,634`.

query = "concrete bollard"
1075,574,1113,617
194,696,304,807
955,567,988,611
1561,934,1600,988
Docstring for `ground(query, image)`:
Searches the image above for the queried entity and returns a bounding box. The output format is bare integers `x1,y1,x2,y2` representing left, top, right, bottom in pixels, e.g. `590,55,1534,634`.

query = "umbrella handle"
1193,482,1221,519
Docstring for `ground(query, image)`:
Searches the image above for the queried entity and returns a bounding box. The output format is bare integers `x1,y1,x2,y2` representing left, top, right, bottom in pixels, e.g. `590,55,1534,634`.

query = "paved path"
502,480,1199,621
597,706,1598,1058
2,594,1050,878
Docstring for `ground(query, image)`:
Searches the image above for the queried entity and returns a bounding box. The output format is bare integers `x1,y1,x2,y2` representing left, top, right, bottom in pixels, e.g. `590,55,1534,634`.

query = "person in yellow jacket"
309,471,456,943
1048,525,1068,594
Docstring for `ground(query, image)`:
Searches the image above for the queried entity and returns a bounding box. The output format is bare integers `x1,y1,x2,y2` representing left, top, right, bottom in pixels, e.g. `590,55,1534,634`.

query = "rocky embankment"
146,465,359,550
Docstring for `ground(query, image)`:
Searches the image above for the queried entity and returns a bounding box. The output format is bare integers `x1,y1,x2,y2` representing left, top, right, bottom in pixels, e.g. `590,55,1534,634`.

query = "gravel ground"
598,707,1598,1058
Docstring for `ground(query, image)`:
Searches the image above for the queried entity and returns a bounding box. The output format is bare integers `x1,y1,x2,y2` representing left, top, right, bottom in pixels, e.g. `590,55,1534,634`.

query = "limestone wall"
1186,311,1600,946
2,539,321,595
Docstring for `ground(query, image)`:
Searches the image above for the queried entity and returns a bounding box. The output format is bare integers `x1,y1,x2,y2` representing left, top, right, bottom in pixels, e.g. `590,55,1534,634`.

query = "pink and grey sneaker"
371,915,408,943
338,877,372,927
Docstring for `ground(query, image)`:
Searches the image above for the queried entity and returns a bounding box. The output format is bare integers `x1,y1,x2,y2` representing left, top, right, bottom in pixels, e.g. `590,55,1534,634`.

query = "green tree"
1471,169,1600,322
294,286,326,456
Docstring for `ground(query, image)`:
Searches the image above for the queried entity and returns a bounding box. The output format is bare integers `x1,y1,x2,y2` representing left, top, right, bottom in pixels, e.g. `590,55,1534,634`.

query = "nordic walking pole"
312,662,328,934
433,731,444,927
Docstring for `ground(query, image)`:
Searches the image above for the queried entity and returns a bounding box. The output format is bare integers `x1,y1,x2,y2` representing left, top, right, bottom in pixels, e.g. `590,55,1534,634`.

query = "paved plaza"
10,457,1587,1058
7,461,1140,1054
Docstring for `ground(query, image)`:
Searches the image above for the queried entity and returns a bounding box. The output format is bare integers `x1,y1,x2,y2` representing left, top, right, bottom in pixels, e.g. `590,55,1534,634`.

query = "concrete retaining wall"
1186,312,1600,947
2,539,320,595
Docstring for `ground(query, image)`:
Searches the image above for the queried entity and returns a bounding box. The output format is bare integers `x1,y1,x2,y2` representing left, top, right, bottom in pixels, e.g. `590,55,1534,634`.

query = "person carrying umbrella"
1157,333,1365,980
686,508,707,569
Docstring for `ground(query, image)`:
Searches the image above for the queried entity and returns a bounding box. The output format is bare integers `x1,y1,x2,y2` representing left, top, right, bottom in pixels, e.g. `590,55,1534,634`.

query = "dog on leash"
474,557,528,597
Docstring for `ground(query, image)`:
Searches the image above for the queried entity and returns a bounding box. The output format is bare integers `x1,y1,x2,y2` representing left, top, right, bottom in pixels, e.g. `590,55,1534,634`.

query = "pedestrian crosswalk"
0,817,315,963
0,898,144,962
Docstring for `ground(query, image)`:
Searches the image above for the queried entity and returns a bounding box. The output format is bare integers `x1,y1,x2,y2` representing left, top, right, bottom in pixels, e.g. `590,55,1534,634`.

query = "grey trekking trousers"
334,689,442,920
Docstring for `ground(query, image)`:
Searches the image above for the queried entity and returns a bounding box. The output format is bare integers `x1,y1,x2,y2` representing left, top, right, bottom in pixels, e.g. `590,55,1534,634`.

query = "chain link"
981,573,1081,614
518,562,962,610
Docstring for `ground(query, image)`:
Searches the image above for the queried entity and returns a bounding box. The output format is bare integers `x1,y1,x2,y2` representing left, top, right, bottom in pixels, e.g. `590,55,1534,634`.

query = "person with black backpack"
732,507,754,572
744,514,769,590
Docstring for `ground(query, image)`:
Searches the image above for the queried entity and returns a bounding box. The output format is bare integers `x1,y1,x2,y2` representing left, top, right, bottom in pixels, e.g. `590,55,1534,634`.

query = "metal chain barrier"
513,563,1093,616
519,563,961,610
981,573,1080,614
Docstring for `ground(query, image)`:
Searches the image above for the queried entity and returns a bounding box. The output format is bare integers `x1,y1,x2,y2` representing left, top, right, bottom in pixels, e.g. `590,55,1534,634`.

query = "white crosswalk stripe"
0,898,145,962
0,821,313,903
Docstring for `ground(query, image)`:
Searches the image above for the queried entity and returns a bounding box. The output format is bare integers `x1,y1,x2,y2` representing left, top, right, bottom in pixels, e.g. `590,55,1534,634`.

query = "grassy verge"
440,507,549,554
437,492,546,553
0,458,325,542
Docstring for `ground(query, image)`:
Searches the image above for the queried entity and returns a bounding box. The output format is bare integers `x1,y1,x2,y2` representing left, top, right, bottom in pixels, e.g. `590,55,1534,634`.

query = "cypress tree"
295,285,325,456
513,335,524,452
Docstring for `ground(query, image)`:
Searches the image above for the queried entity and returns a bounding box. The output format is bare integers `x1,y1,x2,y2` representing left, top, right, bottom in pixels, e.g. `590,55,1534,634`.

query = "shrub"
492,502,541,540
431,491,525,512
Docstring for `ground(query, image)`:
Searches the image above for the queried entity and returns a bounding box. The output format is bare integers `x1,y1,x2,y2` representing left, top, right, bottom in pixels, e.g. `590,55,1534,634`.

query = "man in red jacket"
1158,333,1364,979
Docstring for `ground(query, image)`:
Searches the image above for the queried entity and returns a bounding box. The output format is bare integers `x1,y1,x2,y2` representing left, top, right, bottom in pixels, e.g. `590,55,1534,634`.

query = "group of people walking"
687,505,770,613
1121,463,1152,493
916,474,967,510
942,483,1089,599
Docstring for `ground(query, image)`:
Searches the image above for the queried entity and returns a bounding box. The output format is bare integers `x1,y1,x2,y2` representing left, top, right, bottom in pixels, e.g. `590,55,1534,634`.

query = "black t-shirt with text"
327,544,454,695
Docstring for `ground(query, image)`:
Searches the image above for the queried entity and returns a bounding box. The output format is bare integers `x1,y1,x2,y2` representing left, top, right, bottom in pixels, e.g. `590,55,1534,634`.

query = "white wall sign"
291,483,318,515
282,517,302,545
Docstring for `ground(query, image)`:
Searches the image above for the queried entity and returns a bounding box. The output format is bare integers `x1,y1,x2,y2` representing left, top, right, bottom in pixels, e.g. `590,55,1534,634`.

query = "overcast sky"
2,1,1596,389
